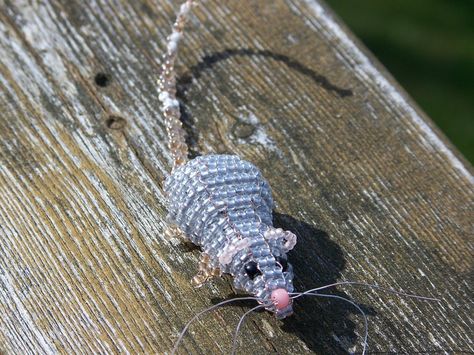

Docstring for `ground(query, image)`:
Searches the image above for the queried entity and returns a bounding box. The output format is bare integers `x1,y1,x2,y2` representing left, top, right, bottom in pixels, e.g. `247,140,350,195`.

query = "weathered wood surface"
0,0,472,354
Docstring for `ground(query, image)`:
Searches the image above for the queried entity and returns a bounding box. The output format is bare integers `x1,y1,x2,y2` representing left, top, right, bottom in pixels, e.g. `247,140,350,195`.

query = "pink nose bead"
271,288,290,310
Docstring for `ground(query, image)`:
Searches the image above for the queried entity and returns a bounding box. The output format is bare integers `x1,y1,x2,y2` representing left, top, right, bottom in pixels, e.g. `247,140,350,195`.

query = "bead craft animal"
157,2,441,354
164,154,297,318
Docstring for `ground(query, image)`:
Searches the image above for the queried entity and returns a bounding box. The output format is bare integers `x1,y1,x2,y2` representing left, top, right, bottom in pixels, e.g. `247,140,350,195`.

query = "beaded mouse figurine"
158,0,296,320
158,2,442,354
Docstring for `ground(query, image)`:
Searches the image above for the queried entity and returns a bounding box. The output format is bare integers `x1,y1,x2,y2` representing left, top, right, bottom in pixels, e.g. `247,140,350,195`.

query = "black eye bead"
276,256,288,272
244,261,261,279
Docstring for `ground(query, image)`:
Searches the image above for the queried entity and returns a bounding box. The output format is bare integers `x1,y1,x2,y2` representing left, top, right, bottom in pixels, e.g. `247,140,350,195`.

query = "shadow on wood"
176,47,353,160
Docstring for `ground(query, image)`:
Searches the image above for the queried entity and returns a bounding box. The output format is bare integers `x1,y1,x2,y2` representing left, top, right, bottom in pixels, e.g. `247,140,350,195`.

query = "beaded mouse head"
219,226,297,319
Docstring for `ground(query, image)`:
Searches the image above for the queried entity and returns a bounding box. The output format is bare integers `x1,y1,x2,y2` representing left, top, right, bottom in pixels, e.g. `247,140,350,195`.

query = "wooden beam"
0,0,472,353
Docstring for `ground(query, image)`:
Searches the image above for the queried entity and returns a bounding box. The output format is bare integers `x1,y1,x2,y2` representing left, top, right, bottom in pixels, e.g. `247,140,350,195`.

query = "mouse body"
164,154,296,318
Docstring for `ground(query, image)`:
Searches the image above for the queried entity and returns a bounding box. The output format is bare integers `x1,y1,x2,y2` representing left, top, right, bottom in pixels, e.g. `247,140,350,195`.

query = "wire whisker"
290,281,442,302
230,304,266,355
171,296,259,355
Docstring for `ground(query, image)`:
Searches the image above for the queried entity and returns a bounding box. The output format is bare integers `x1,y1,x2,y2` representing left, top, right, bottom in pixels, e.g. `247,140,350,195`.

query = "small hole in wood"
232,121,255,139
94,72,110,87
106,115,126,130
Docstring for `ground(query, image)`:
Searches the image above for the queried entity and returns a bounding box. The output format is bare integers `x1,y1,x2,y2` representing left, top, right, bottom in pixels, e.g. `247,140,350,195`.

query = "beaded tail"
158,0,197,170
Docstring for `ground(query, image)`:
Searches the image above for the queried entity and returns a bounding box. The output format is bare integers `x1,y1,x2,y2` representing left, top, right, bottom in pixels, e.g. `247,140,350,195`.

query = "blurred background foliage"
326,0,474,164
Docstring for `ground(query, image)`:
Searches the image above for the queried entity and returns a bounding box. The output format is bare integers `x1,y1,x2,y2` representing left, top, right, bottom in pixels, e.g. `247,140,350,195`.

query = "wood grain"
0,0,472,354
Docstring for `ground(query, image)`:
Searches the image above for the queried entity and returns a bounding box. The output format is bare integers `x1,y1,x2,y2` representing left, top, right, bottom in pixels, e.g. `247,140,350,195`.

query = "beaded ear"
264,227,297,253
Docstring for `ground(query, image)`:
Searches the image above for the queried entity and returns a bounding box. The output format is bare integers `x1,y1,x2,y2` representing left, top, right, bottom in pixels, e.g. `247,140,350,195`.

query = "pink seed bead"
271,288,290,310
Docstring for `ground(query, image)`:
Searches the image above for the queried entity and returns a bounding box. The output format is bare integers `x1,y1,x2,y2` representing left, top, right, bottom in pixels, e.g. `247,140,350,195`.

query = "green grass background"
325,0,474,164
